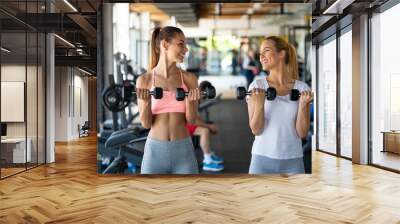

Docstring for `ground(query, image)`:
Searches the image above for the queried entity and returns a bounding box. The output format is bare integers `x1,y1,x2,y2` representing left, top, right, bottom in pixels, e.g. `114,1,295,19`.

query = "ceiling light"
63,0,78,12
54,34,75,48
1,47,11,53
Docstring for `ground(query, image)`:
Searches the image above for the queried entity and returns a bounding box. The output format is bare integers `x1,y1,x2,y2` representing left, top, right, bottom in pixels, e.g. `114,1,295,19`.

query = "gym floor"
196,99,253,173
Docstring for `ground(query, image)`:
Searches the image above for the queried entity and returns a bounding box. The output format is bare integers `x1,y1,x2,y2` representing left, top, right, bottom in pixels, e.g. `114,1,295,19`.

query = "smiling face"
162,32,188,63
259,39,286,71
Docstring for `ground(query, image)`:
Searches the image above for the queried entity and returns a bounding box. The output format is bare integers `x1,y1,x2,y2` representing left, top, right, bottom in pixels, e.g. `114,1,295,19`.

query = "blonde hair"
264,36,299,80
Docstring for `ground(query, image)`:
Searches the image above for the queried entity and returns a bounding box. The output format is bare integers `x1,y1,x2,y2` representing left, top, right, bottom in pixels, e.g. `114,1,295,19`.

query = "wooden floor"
1,167,26,178
1,136,400,223
1,163,45,178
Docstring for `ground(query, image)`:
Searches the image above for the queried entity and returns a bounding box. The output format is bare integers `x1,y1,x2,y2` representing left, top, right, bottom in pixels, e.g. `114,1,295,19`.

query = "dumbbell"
290,89,301,101
103,85,163,112
176,85,216,101
237,86,311,102
135,86,163,99
123,80,163,100
236,86,277,100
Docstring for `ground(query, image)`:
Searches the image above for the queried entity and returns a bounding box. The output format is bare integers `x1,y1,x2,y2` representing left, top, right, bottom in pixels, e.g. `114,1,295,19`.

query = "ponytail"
264,36,299,80
287,43,298,80
150,27,162,70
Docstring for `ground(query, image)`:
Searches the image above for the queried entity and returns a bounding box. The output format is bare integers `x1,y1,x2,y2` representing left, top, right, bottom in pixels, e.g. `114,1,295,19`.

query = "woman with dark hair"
247,36,313,174
136,26,201,174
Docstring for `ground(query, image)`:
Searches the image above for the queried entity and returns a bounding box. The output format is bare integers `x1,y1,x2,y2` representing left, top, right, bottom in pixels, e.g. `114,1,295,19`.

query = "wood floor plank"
0,135,399,223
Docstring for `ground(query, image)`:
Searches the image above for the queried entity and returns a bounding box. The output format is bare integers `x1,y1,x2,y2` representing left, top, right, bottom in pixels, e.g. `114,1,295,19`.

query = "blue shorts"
140,137,199,174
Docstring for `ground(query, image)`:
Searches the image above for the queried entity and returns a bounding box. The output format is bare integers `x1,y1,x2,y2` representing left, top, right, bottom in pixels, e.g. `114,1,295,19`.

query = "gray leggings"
140,137,199,174
249,154,305,174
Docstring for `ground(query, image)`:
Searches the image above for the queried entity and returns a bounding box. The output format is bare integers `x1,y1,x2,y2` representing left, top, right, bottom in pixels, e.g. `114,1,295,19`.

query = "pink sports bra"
151,69,188,114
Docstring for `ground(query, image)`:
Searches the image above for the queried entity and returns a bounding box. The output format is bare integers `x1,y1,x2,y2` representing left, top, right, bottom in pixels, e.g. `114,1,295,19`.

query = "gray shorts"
140,137,199,174
249,154,305,174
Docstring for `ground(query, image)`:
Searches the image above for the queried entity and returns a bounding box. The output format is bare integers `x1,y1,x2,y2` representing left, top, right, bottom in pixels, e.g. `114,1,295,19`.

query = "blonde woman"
247,36,313,174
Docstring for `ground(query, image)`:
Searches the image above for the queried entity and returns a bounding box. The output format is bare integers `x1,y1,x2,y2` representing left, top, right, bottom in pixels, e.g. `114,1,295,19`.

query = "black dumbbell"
290,89,300,101
123,80,163,99
135,86,163,99
236,86,277,100
103,85,163,112
176,86,216,101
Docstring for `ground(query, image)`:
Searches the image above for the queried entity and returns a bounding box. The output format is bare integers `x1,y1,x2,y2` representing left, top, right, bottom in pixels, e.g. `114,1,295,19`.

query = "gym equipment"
102,126,149,174
237,87,309,102
102,84,127,112
176,84,216,101
78,121,90,138
290,89,301,101
102,83,163,112
99,56,150,174
199,93,222,123
122,80,162,103
236,86,277,100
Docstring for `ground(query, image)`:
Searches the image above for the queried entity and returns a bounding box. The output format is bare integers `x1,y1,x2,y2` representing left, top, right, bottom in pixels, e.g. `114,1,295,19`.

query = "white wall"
1,64,45,163
72,73,89,138
54,67,89,141
1,65,26,141
1,65,32,137
55,67,68,141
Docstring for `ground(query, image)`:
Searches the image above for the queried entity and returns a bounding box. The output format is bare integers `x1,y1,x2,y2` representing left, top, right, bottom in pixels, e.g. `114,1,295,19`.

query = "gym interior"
97,3,312,174
0,0,399,223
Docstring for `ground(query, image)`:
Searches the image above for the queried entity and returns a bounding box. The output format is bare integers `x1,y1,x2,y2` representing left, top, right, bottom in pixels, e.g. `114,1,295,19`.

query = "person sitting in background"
186,115,224,172
185,80,224,172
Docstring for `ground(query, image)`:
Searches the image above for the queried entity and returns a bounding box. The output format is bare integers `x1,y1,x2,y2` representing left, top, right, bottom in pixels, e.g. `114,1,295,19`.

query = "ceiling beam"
67,13,97,46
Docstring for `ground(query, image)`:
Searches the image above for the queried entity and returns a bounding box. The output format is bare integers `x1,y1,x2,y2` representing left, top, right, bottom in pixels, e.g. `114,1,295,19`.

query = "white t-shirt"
247,78,311,159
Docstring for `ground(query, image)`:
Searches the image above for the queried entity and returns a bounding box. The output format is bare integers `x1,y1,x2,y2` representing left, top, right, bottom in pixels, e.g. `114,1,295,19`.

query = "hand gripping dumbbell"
136,86,163,99
103,85,163,112
236,86,277,100
176,85,216,101
123,80,164,100
289,89,301,101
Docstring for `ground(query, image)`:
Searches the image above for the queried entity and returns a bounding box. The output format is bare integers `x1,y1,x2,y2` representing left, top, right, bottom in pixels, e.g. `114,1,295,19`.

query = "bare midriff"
148,112,189,141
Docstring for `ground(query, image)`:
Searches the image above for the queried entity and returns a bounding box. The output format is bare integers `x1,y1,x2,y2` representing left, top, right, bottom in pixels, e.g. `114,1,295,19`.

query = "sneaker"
203,161,224,172
126,162,136,174
210,154,224,164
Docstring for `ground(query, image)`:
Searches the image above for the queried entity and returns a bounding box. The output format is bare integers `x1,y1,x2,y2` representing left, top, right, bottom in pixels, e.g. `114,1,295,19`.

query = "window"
371,2,400,171
339,29,352,158
317,37,337,154
0,1,46,179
